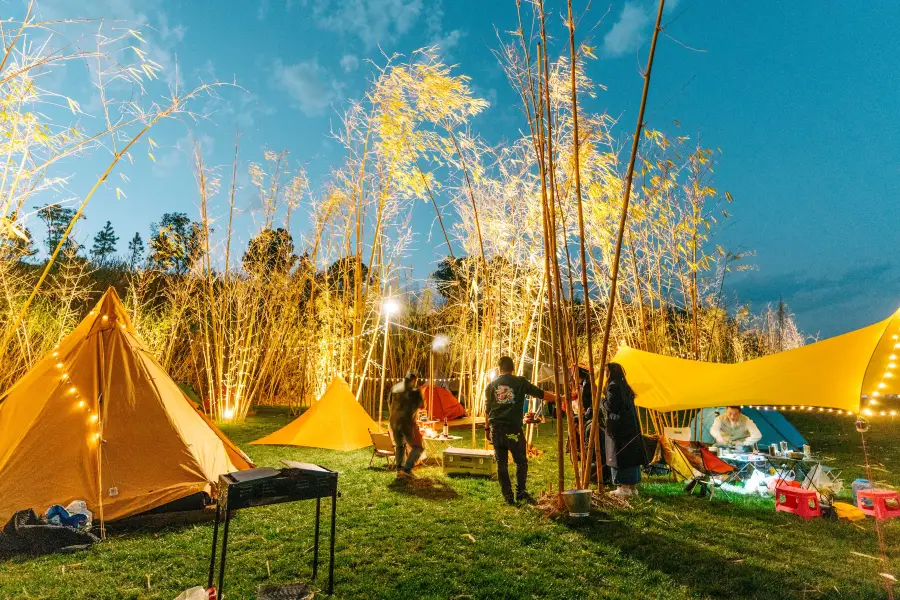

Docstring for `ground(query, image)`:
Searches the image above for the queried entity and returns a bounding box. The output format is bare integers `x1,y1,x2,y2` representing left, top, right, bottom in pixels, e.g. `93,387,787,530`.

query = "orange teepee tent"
421,385,466,421
0,287,253,524
251,376,378,451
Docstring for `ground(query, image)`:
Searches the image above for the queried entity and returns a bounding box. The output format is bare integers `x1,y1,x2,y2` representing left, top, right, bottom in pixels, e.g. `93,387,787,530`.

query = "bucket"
561,489,592,517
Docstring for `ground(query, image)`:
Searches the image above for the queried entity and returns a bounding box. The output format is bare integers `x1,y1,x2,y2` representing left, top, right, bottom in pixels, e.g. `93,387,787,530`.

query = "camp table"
716,449,768,482
421,434,462,468
762,453,828,495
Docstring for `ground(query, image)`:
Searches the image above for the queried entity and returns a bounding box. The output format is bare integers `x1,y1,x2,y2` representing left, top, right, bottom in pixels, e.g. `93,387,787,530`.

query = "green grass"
1,408,898,599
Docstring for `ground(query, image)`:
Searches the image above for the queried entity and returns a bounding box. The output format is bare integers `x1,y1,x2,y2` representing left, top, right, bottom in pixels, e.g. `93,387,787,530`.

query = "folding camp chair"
368,429,396,469
673,441,739,500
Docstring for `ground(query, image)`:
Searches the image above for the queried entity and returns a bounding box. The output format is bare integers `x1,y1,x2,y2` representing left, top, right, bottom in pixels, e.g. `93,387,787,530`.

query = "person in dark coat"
389,371,424,478
603,362,648,497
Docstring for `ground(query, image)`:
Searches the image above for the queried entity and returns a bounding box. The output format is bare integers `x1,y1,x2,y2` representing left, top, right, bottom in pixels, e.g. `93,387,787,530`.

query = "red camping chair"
673,441,738,500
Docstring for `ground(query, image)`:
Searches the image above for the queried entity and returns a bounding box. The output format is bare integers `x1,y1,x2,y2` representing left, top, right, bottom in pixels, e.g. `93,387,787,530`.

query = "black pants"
492,426,528,500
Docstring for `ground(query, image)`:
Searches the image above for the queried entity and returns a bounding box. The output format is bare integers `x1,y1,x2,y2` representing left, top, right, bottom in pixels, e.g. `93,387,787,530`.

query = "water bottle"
852,478,873,507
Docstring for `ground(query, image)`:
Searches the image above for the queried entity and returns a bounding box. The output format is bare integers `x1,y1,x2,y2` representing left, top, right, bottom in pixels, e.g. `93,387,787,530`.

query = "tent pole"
377,287,391,432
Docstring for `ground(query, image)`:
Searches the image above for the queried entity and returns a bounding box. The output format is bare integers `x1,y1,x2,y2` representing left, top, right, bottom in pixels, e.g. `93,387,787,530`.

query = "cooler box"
443,447,496,477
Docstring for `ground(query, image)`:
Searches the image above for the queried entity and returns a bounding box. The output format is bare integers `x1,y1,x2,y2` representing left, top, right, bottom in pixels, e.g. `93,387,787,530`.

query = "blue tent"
688,407,807,449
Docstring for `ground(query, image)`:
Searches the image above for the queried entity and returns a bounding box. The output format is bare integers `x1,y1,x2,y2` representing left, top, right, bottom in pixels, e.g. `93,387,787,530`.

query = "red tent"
421,385,467,421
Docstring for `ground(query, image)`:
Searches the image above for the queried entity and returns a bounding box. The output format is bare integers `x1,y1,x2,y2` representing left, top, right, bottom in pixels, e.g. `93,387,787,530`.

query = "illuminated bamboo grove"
0,0,806,447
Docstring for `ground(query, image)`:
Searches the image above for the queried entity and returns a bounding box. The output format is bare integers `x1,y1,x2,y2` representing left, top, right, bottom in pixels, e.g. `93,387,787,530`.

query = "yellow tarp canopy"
612,309,900,414
251,376,378,451
0,288,253,523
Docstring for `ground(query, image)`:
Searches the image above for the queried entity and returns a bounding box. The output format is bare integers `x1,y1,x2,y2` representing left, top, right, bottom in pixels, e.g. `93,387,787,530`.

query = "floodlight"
383,299,401,315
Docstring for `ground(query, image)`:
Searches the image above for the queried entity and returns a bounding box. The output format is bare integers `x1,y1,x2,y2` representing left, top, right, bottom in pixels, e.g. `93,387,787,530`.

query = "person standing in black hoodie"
484,356,557,504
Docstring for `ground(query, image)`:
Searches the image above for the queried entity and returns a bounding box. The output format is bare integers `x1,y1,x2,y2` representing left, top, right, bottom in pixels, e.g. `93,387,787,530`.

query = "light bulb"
61,373,68,380
870,399,879,405
88,414,98,423
68,387,76,394
102,315,108,321
879,382,887,389
55,363,63,369
873,391,881,397
77,400,86,408
863,408,873,416
881,411,887,416
889,363,897,370
892,411,897,416
223,407,235,420
52,352,58,358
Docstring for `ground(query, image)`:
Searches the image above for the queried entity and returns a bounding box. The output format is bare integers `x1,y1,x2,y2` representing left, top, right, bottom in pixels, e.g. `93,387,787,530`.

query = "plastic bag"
174,587,208,600
65,500,92,530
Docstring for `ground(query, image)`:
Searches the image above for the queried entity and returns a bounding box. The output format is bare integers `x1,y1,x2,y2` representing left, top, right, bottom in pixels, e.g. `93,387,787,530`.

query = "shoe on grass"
516,492,535,505
608,486,638,498
503,495,516,505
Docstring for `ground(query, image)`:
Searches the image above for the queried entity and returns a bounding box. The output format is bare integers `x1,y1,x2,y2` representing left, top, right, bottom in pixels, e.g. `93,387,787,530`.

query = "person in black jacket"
485,356,557,504
603,362,648,497
389,371,425,478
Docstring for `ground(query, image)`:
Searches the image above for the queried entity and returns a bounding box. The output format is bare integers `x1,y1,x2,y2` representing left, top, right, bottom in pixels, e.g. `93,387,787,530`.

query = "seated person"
709,406,762,448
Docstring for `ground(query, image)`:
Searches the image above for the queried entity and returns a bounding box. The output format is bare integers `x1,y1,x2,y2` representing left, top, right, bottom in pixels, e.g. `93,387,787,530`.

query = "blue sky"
25,0,900,339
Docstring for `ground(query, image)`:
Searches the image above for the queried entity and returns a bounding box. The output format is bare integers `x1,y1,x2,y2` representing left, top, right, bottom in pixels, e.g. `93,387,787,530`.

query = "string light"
55,362,63,369
102,315,108,321
52,351,59,358
77,400,86,408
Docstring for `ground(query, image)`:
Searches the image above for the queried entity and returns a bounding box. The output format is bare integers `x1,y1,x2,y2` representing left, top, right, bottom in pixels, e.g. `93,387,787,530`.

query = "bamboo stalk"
589,0,667,480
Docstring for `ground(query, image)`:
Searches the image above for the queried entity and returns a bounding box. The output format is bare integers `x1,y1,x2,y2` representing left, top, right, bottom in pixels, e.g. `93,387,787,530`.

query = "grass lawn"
1,408,898,599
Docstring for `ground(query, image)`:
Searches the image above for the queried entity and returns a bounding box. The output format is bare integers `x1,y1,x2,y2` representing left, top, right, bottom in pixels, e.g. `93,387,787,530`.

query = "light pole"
378,297,401,430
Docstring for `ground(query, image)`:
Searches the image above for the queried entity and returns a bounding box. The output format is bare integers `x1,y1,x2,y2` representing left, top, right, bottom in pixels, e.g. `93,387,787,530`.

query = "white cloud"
340,54,359,72
270,59,341,117
424,0,464,58
603,2,650,57
307,0,423,49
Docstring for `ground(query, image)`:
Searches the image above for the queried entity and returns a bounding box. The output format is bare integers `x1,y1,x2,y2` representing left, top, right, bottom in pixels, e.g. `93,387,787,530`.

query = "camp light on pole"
383,299,401,316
